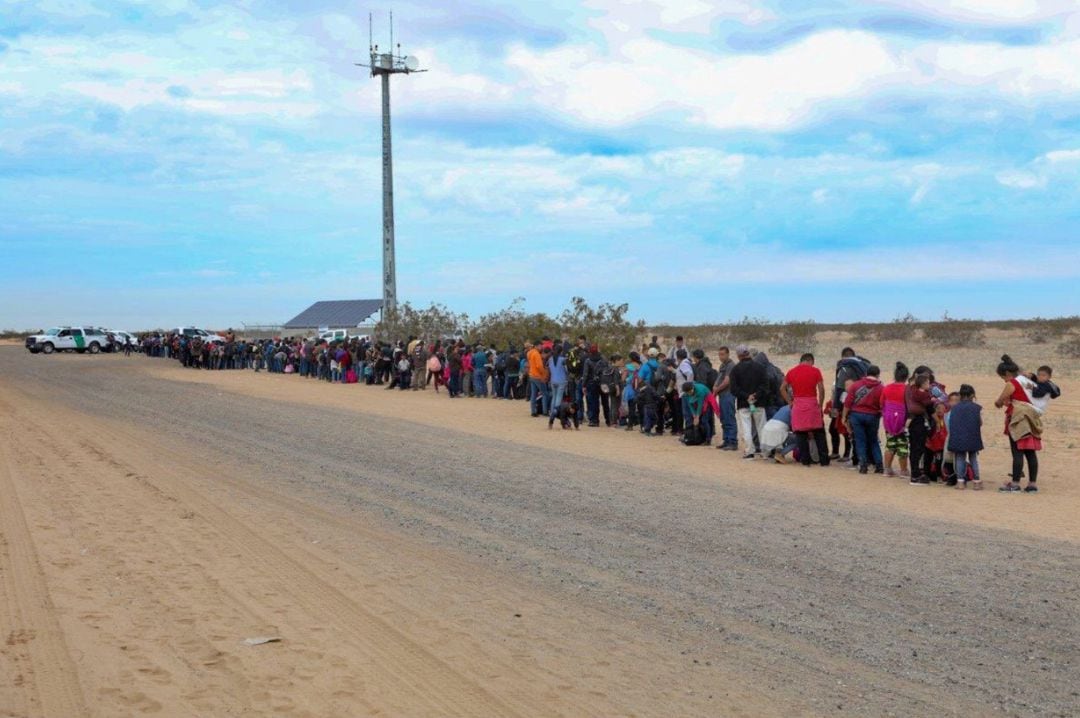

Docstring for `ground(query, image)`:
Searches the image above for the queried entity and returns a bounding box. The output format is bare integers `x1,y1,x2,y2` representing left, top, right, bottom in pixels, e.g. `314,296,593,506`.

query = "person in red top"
841,365,884,474
994,354,1041,493
905,373,935,483
782,353,829,467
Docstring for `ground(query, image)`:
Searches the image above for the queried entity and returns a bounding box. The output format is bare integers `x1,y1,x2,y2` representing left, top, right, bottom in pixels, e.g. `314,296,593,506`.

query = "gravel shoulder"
1,347,1078,717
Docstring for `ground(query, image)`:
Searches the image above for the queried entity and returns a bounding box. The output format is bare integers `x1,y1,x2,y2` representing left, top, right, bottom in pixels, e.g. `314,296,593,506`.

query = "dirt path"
1,348,1078,717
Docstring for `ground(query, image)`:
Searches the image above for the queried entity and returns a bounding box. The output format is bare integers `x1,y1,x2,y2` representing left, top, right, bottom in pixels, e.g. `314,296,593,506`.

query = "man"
681,381,716,446
582,344,605,426
781,353,830,467
527,341,551,416
832,347,871,417
691,349,717,441
668,335,689,361
674,349,695,437
728,345,769,459
713,346,738,451
411,339,428,391
472,344,489,397
567,335,589,410
752,350,786,420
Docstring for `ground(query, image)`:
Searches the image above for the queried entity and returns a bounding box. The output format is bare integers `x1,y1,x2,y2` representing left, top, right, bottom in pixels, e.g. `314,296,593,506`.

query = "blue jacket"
947,401,984,452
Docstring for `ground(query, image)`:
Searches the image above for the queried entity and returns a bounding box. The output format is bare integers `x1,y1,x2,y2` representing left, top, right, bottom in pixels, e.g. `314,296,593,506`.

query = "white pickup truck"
171,327,227,344
25,326,110,354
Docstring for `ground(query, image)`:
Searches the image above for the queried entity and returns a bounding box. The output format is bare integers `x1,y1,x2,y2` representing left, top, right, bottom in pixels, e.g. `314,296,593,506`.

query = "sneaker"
742,453,756,460
909,476,928,486
858,465,869,475
999,483,1022,493
1023,484,1039,493
873,466,884,475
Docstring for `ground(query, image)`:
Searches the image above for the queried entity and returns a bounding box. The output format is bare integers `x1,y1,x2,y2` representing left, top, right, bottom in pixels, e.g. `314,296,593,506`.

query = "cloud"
996,169,1045,189
508,29,903,130
1044,149,1080,163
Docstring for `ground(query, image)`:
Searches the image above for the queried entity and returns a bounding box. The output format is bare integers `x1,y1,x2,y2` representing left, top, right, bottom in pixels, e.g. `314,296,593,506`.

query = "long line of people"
141,330,1060,493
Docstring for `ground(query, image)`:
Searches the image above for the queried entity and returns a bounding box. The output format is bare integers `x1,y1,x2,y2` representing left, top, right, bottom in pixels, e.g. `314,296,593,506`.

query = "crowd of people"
139,331,1060,493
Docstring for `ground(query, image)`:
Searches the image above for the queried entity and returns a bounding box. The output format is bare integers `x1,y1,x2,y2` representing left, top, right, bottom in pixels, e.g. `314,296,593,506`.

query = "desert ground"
1,331,1078,717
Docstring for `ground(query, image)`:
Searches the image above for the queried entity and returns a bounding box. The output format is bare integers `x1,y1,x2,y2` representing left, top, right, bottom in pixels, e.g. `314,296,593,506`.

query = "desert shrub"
875,313,918,342
732,316,773,342
770,321,818,355
848,323,874,342
921,314,986,348
376,302,468,342
557,296,645,354
1059,334,1080,358
1025,318,1058,345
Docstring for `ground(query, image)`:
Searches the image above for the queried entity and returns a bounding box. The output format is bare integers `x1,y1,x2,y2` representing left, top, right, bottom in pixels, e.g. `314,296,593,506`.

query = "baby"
1028,365,1061,415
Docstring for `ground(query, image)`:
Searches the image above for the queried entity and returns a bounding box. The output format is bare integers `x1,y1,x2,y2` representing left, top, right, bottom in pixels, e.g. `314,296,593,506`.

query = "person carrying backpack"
881,362,911,477
832,347,871,414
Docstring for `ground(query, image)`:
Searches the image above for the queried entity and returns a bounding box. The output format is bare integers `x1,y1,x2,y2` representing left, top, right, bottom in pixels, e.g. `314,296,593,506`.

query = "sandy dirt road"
1,347,1078,717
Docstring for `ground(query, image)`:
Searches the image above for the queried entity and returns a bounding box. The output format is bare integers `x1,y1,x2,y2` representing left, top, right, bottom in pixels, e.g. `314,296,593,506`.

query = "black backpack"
682,423,706,446
599,363,620,393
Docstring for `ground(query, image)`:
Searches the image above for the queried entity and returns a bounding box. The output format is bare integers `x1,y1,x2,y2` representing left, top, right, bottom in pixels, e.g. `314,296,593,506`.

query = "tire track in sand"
0,436,89,717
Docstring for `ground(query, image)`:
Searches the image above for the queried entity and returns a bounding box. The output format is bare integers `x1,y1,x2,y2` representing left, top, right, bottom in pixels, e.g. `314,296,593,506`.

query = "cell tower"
356,12,424,317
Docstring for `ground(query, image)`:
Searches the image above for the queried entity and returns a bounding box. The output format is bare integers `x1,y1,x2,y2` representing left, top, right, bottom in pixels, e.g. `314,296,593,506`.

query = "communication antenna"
356,11,424,317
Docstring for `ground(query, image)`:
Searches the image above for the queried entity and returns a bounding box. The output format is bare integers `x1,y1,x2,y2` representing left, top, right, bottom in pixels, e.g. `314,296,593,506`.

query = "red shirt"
785,363,822,399
881,382,906,404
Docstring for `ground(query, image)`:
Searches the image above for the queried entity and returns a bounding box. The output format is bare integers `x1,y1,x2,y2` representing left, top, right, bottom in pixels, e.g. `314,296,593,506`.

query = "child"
824,399,851,462
638,383,660,435
947,384,983,490
397,354,412,390
925,403,949,482
1029,365,1061,415
881,362,910,478
549,400,580,430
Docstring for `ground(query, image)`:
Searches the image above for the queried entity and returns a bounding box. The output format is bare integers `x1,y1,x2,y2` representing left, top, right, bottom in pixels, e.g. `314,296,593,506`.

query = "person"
582,345,604,426
881,362,911,478
447,347,463,398
411,340,428,391
781,353,829,467
503,349,520,399
622,352,641,430
760,403,797,463
753,351,785,420
472,344,489,397
526,342,550,417
548,344,569,420
728,345,768,459
548,400,580,430
638,381,660,436
713,347,738,451
567,336,589,410
994,354,1042,493
668,335,689,361
1029,365,1061,414
905,372,935,483
948,384,984,490
831,347,871,416
824,397,851,463
842,364,884,475
681,381,717,446
602,354,622,428
674,349,694,437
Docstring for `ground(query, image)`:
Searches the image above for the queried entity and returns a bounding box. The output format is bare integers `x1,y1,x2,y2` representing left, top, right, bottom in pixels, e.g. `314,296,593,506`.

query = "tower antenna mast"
356,12,424,317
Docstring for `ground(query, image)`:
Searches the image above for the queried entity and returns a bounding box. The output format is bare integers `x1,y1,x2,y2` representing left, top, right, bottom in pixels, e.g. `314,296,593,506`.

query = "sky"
2,0,1080,330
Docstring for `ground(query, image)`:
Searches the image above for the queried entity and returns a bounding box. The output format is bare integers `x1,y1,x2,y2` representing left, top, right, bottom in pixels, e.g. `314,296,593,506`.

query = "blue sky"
2,0,1080,330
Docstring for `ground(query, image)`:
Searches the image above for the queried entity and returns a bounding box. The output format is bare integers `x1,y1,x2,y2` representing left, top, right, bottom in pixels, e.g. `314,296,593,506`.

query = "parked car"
170,327,226,344
25,326,110,354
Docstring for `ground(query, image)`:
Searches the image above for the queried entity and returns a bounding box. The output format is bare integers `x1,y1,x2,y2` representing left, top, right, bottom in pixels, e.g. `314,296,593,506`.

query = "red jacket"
845,377,883,415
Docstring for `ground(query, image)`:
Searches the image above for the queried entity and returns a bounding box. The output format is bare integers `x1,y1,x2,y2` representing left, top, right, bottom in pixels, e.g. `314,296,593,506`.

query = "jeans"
719,392,737,446
474,368,487,397
850,412,883,469
503,375,518,398
550,381,567,416
449,370,461,397
586,382,600,423
954,450,979,482
694,406,715,443
529,378,550,416
572,379,584,412
737,407,767,454
642,404,658,432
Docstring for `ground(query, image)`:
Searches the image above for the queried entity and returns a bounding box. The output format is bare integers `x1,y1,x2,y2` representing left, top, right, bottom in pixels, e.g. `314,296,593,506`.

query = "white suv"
171,327,227,344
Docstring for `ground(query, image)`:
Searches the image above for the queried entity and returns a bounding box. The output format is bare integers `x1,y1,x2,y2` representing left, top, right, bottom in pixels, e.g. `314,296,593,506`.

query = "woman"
841,365,884,474
994,355,1041,493
447,347,463,398
782,353,830,467
905,371,935,483
548,344,569,418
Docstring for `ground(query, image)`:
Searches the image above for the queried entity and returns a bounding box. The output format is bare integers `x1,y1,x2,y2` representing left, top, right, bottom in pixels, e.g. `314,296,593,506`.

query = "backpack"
599,363,619,394
682,423,706,446
652,365,671,392
494,353,507,372
882,398,907,436
567,348,584,376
